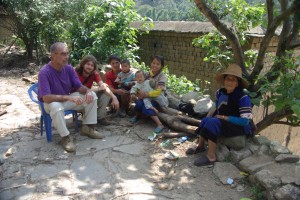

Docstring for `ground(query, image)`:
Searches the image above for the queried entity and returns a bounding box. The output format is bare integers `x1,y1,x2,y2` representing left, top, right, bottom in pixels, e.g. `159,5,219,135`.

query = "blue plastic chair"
28,82,79,142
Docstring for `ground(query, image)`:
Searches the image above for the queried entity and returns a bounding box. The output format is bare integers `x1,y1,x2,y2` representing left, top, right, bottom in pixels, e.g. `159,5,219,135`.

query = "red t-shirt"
76,71,102,89
105,70,118,89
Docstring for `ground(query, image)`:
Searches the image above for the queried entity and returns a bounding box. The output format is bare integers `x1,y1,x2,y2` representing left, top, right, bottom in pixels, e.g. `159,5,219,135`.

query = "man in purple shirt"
38,42,104,152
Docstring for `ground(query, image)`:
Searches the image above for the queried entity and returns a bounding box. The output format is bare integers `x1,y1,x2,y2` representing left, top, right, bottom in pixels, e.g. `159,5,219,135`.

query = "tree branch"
287,10,300,49
256,107,294,133
269,0,293,78
266,0,274,27
288,42,300,49
193,0,247,76
249,0,300,83
273,121,300,126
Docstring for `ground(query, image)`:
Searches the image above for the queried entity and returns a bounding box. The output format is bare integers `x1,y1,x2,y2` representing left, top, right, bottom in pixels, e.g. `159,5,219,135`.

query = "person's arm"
227,116,250,125
43,94,73,103
43,92,88,105
206,104,216,117
130,84,138,102
77,85,94,104
138,74,166,98
114,73,122,86
124,73,136,87
105,71,126,95
215,94,252,126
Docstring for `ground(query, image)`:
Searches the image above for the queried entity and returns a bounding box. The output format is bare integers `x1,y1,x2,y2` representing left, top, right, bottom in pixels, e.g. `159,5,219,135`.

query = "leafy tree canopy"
69,0,146,64
1,0,147,65
135,0,206,21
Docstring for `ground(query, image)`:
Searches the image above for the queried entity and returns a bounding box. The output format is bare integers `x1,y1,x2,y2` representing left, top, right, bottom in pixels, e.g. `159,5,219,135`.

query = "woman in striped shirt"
186,64,253,167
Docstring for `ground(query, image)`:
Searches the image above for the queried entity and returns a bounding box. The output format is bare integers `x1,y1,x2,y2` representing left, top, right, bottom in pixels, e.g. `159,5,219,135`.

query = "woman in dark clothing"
186,64,253,166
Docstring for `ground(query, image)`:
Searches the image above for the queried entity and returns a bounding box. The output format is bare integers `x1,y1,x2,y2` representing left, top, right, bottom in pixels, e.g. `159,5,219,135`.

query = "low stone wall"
217,134,300,200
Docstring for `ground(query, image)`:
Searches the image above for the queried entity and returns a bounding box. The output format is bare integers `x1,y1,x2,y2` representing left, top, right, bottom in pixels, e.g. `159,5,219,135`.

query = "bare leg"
150,116,164,128
150,107,158,114
197,136,205,148
120,92,130,110
207,139,217,161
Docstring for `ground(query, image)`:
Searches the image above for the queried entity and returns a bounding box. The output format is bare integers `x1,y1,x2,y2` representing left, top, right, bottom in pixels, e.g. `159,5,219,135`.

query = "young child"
130,70,168,115
105,55,130,118
115,59,135,91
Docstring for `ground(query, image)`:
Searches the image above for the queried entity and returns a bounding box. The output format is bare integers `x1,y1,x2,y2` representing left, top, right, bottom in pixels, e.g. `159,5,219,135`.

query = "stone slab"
76,135,134,156
239,154,274,173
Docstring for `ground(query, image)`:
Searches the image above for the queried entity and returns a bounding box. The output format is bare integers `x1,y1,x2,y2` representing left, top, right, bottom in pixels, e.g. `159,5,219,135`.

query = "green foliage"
224,153,234,162
163,67,202,96
193,32,233,66
250,184,265,200
244,49,258,68
192,0,265,66
131,60,149,72
252,52,300,124
135,0,206,21
2,0,70,58
69,0,146,64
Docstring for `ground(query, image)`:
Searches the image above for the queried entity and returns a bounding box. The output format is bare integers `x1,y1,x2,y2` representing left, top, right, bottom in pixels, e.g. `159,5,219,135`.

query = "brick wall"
137,31,219,94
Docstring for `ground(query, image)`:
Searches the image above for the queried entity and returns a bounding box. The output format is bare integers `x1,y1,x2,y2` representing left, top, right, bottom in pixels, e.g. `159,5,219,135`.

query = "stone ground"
0,73,254,200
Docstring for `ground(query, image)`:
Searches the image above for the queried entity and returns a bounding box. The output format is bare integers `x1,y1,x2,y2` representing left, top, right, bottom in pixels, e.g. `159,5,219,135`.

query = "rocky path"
0,75,252,200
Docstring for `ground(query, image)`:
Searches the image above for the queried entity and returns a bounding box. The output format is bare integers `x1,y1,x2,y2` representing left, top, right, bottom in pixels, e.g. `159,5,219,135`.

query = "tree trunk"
24,40,34,59
158,107,200,136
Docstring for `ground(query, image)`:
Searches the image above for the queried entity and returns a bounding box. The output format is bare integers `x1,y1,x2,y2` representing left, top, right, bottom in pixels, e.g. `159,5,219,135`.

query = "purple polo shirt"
38,63,82,101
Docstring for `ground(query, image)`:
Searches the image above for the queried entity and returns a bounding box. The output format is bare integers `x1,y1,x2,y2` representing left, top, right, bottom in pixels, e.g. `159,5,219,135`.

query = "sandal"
130,116,139,124
185,146,206,155
194,156,216,167
154,126,164,134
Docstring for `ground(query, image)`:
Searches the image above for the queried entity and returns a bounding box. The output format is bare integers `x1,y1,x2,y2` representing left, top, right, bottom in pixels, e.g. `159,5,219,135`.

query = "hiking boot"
61,135,75,152
97,118,113,126
117,110,127,118
81,125,105,139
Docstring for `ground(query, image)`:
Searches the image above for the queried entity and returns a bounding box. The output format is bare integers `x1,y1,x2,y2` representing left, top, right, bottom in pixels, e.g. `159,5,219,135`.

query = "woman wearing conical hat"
186,64,253,166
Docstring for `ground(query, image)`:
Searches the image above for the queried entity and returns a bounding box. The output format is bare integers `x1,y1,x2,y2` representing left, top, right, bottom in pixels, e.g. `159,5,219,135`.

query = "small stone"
230,182,237,188
5,147,14,156
158,183,169,190
166,169,176,179
150,157,155,163
236,185,245,192
168,184,174,190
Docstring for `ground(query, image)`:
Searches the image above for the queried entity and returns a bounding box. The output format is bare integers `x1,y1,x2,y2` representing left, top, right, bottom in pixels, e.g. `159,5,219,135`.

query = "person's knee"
135,99,143,108
90,91,98,100
48,102,64,114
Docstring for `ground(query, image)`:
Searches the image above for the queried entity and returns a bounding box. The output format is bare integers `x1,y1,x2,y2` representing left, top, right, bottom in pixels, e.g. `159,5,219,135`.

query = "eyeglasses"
54,52,69,56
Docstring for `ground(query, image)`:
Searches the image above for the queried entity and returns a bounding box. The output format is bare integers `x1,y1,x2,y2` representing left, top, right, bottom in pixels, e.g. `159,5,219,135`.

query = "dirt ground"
0,49,254,199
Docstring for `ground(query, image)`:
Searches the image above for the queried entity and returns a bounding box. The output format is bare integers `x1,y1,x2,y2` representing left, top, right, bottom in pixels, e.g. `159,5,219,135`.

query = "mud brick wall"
136,31,219,94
